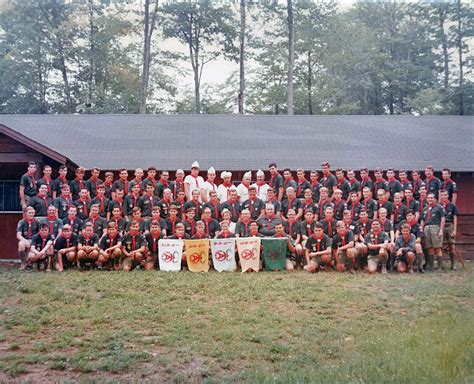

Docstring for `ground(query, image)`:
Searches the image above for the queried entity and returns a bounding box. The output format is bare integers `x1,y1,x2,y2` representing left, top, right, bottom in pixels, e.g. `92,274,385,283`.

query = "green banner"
262,238,287,271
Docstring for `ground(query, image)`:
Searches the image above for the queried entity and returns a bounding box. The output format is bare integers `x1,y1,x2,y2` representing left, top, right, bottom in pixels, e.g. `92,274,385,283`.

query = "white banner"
236,237,261,273
158,239,183,272
211,238,236,272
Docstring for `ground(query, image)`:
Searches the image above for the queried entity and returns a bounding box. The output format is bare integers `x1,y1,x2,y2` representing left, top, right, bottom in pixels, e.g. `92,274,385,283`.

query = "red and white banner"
236,237,261,273
211,238,236,272
158,239,183,272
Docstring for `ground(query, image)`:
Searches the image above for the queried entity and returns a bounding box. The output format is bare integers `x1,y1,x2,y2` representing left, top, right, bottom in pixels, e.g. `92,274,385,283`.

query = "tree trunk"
88,0,95,107
307,50,313,115
456,0,464,115
287,0,294,115
194,62,201,114
238,0,245,114
437,5,450,89
139,0,151,114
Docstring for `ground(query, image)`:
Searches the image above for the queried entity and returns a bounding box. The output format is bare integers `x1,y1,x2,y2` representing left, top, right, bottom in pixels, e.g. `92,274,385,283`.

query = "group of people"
16,159,459,273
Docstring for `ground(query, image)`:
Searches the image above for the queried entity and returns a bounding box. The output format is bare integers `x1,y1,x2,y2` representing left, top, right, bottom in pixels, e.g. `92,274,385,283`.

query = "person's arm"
106,241,122,254
439,216,446,236
295,207,303,221
453,215,457,237
277,187,284,202
17,230,26,242
19,185,27,209
452,192,457,205
286,237,295,253
338,240,354,252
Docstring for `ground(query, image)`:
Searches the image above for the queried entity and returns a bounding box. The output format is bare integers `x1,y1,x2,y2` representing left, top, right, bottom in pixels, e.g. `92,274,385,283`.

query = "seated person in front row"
98,222,123,270
27,223,54,271
54,224,77,271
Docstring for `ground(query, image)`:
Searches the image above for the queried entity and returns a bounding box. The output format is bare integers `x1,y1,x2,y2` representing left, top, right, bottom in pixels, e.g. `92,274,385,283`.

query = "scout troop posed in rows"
17,160,459,273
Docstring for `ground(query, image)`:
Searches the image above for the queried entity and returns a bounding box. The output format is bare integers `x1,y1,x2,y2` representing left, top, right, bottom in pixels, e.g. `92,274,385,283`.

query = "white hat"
208,166,215,174
221,171,232,179
243,171,252,179
256,169,264,177
241,209,250,214
191,161,200,169
176,169,184,175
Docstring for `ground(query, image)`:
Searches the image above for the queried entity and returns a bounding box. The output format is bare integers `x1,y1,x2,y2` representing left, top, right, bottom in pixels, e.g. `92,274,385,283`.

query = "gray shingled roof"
1,114,473,172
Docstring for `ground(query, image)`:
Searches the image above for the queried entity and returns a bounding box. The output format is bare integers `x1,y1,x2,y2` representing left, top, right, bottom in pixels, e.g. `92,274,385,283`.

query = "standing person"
128,168,144,194
103,172,114,200
296,169,311,199
70,167,86,200
74,188,90,221
398,170,412,196
172,169,185,199
172,190,187,219
335,169,351,201
201,167,218,203
320,161,337,197
441,168,458,204
184,161,205,201
37,165,54,197
52,164,69,200
392,192,408,228
53,184,74,220
331,189,345,221
386,168,402,201
282,169,297,200
395,210,424,273
403,188,420,222
281,187,303,221
86,167,102,199
301,189,317,217
360,168,374,194
107,188,126,220
440,189,458,270
19,161,37,209
184,189,203,219
165,205,182,237
236,171,252,203
89,184,109,218
62,205,83,235
424,165,442,197
220,189,241,224
242,186,266,221
156,170,173,199
16,207,40,269
266,188,282,216
159,188,174,219
217,171,234,203
112,168,129,199
317,187,333,220
309,170,321,203
252,169,270,202
420,193,445,271
142,167,158,193
124,183,141,219
319,206,337,238
347,169,361,201
28,184,52,220
268,163,284,201
108,206,127,236
84,204,107,238
138,183,160,218
373,167,389,196
411,170,425,200
347,191,363,221
204,190,221,221
273,222,297,271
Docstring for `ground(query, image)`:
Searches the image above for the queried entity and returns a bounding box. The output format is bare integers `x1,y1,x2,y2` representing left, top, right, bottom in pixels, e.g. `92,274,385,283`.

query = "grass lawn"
0,265,473,383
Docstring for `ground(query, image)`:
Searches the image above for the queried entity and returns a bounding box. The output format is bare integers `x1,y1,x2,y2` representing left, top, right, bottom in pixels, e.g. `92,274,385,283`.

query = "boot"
437,256,444,271
417,253,425,273
425,254,434,272
19,250,26,269
450,253,457,270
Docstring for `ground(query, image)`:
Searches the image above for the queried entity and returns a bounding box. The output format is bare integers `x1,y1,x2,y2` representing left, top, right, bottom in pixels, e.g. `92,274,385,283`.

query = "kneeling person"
121,221,147,272
98,222,122,270
145,220,165,270
332,221,357,273
304,223,332,273
54,224,77,271
28,223,54,271
394,223,416,273
365,220,390,274
77,222,100,268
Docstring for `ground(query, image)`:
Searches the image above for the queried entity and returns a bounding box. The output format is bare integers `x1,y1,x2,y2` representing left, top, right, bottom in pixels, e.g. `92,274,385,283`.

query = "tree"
238,0,246,114
139,0,159,114
287,0,294,115
162,1,237,113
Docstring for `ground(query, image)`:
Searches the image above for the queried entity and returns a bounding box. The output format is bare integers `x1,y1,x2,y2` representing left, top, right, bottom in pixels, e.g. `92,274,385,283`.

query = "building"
1,114,473,260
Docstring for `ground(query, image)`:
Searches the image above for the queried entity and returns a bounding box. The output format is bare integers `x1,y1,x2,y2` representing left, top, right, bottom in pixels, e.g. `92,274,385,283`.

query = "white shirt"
201,181,217,202
236,183,250,203
217,184,233,203
184,174,205,201
252,182,270,202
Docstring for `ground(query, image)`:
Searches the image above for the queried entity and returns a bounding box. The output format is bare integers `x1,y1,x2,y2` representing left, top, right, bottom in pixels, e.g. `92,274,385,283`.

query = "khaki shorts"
443,223,455,245
424,225,443,248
